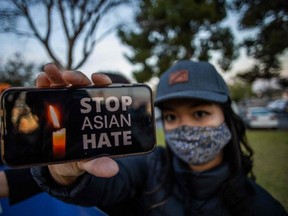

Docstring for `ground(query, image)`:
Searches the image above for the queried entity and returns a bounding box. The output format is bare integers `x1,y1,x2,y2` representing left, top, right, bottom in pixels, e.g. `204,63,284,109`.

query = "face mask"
165,123,232,165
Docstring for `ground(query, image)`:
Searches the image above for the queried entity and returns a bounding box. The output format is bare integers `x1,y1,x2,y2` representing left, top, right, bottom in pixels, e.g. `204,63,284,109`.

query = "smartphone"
0,84,156,167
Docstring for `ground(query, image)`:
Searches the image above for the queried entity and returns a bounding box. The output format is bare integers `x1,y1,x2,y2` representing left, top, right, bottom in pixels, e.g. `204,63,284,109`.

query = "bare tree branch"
0,0,131,70
57,0,71,39
44,0,53,42
73,0,127,69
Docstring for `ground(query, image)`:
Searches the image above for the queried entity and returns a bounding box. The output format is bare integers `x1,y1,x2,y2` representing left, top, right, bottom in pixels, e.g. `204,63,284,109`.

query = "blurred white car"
245,107,279,129
267,99,288,113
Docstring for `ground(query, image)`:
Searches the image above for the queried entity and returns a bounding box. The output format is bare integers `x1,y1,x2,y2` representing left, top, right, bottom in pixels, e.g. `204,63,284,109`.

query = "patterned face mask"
165,123,232,165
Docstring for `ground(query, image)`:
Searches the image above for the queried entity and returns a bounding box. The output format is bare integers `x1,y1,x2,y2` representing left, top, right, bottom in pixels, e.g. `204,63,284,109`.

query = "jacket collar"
173,157,230,200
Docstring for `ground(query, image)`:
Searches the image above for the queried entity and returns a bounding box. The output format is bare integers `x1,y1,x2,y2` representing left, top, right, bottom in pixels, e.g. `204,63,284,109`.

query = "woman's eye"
194,111,209,119
163,114,176,122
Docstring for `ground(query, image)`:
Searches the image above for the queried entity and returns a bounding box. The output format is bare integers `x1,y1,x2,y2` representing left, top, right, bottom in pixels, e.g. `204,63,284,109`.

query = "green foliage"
231,0,288,79
235,64,282,84
119,0,238,82
228,81,254,102
0,53,41,86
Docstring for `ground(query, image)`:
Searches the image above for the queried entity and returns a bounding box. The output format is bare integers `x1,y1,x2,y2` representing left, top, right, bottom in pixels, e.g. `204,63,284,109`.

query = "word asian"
80,96,133,150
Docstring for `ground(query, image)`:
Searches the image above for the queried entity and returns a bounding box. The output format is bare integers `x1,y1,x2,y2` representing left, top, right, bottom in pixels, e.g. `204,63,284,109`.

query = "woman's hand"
36,63,119,186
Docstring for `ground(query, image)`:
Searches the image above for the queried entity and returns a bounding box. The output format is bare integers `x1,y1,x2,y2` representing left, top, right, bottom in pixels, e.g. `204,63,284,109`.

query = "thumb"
79,157,119,178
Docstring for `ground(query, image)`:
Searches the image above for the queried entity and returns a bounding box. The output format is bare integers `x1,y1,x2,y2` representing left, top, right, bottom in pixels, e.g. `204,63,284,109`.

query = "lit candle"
49,105,66,158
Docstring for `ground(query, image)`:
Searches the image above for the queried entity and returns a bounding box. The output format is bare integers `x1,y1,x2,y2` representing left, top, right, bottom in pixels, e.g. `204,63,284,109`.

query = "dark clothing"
4,168,42,204
31,147,288,216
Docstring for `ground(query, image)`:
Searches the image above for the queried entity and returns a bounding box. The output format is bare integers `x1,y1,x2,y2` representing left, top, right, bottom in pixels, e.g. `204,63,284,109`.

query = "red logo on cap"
169,70,189,85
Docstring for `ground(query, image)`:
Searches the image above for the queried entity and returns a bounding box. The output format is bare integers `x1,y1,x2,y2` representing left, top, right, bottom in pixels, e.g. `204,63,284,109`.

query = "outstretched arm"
0,171,8,197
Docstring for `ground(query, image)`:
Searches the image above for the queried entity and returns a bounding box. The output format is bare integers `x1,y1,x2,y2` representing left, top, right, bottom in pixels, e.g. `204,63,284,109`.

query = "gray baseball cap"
155,60,230,106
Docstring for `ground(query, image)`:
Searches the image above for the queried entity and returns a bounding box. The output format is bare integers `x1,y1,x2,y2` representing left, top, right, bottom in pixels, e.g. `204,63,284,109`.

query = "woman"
31,61,287,216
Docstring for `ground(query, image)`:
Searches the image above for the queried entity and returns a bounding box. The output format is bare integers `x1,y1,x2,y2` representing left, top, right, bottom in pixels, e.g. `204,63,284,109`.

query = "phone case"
0,84,156,167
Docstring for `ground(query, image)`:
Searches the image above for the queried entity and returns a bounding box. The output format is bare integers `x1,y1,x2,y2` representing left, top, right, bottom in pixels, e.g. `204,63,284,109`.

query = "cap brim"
154,90,228,106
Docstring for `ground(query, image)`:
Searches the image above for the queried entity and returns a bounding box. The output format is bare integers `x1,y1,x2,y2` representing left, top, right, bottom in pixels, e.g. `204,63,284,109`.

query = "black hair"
145,100,256,215
221,102,254,178
220,102,255,216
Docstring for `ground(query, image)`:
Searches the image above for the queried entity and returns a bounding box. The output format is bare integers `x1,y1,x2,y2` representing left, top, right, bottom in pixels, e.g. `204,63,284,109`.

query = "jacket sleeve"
31,154,148,207
252,182,288,216
5,168,43,205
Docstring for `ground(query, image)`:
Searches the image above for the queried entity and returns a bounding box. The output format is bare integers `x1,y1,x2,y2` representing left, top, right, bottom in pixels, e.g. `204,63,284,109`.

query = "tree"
118,0,238,82
0,53,41,86
278,77,288,89
230,0,288,81
0,0,130,70
228,81,254,102
236,65,271,83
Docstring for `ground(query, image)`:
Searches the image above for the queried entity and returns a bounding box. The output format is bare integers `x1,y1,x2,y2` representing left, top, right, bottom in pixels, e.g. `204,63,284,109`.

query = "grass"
156,129,288,211
247,130,288,212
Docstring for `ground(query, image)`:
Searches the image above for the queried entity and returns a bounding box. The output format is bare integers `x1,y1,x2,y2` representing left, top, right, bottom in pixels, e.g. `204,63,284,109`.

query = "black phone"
0,84,156,167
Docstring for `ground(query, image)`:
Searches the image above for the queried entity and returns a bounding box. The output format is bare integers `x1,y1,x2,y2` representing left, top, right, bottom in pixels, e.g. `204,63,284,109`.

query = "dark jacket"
4,168,42,204
31,147,288,216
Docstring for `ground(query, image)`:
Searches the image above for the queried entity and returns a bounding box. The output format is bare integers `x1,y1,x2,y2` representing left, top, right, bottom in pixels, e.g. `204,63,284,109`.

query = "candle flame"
49,105,60,128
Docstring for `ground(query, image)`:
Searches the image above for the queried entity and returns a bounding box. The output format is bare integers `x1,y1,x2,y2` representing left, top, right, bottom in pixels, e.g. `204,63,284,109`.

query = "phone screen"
1,85,156,167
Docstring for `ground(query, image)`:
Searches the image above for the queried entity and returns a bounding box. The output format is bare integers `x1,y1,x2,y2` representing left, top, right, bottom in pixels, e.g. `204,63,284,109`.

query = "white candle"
52,128,66,158
49,105,66,158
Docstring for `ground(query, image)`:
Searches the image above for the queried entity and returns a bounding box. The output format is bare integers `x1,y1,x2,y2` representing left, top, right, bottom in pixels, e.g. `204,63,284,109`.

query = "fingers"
36,63,92,87
43,63,67,87
36,72,51,87
91,73,112,86
79,157,119,178
62,71,92,86
36,63,112,88
48,157,119,185
48,163,85,186
36,63,67,87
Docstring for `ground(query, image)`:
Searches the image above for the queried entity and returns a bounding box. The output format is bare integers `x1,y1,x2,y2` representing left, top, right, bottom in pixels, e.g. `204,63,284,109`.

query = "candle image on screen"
49,105,66,158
